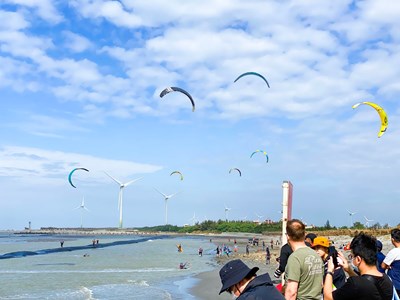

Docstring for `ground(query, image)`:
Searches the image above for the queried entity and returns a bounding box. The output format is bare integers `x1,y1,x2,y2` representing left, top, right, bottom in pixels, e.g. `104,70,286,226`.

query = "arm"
381,261,390,270
337,252,357,277
323,257,336,300
284,280,298,300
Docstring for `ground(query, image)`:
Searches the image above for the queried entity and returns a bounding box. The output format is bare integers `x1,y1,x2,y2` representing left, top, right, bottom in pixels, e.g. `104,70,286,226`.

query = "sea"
0,233,218,299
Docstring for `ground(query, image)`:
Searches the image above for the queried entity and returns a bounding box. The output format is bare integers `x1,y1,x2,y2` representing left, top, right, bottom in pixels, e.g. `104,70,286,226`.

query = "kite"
352,102,388,137
68,168,89,188
234,72,270,88
250,150,269,163
170,171,184,181
229,168,242,177
160,87,195,112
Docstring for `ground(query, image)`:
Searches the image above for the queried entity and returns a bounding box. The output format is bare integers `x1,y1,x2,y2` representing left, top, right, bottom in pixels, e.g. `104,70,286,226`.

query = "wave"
0,235,168,260
1,267,177,274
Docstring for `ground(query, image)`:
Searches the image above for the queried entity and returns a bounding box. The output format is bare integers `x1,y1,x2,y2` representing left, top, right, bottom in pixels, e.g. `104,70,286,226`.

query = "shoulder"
241,276,284,300
384,247,400,263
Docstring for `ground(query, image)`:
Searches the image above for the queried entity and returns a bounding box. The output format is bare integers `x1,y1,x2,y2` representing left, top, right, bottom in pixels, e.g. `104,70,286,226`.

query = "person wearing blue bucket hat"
219,259,284,299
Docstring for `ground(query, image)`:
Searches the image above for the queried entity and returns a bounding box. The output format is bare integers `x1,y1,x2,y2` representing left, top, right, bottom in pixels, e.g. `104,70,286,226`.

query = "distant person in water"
198,247,203,257
60,240,64,248
179,262,188,269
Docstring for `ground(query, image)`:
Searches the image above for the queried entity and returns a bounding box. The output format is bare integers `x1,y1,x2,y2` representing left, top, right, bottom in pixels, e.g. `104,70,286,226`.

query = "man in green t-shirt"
284,219,324,300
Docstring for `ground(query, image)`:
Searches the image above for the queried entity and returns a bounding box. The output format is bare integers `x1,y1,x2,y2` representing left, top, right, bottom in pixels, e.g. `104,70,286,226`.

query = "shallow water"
0,233,217,299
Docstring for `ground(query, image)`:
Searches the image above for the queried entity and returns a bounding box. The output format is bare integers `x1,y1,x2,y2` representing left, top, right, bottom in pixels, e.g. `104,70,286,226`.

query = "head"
311,236,330,259
305,233,317,245
219,259,258,297
376,240,383,252
286,219,306,243
391,229,400,246
350,233,377,269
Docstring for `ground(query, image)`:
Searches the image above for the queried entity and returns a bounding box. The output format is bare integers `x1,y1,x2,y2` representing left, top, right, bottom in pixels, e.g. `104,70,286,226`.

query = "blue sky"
0,0,399,230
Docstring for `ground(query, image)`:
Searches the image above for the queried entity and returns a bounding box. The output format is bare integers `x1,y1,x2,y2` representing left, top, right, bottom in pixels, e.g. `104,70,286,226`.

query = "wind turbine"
364,216,374,228
224,204,231,221
74,196,89,228
104,171,142,229
347,210,357,227
189,212,197,225
154,188,179,225
255,213,263,223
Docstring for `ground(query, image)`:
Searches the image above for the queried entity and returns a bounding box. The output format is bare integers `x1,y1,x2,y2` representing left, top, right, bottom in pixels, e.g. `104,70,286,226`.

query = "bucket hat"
219,259,259,294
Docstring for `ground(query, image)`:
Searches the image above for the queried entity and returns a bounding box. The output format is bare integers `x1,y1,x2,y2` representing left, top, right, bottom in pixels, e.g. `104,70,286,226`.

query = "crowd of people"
218,219,400,300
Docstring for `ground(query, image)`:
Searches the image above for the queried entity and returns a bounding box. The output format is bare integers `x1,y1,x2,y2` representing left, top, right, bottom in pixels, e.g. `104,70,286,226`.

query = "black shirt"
333,274,393,300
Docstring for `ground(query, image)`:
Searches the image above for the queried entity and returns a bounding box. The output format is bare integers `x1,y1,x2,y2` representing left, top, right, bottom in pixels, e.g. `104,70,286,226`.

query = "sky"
0,0,399,230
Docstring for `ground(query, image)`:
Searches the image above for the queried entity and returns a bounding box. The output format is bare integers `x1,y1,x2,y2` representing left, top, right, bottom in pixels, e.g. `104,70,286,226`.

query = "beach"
189,232,395,299
1,229,395,299
189,234,282,299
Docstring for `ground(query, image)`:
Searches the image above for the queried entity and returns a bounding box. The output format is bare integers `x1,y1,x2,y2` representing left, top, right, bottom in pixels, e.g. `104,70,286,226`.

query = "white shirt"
383,247,400,265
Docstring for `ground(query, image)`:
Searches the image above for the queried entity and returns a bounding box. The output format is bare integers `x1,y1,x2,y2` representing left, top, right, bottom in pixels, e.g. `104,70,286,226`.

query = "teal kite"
68,168,89,188
250,150,269,163
234,72,270,88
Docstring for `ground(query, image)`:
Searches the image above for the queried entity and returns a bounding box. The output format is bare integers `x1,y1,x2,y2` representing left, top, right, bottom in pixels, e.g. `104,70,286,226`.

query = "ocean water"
0,233,217,299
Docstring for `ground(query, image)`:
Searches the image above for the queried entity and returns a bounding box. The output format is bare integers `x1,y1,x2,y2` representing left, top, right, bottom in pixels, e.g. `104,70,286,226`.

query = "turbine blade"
169,191,179,198
104,171,122,185
124,177,142,187
154,187,167,198
84,207,89,212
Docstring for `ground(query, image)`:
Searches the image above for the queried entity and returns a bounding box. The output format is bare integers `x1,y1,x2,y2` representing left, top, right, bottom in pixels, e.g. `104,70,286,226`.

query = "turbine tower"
224,204,231,221
104,171,142,229
189,212,197,225
364,216,374,228
347,209,356,227
255,213,264,223
74,196,89,228
154,188,178,225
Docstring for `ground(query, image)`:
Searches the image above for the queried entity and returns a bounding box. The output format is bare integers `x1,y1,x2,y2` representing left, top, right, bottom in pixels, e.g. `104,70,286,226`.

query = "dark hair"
391,229,400,243
286,219,305,242
350,233,377,266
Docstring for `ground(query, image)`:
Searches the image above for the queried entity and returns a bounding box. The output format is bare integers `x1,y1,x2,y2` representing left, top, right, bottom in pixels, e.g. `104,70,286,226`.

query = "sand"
189,233,394,299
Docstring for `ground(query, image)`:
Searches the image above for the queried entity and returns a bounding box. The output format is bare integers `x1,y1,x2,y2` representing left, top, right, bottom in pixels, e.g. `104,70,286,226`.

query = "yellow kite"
352,102,388,137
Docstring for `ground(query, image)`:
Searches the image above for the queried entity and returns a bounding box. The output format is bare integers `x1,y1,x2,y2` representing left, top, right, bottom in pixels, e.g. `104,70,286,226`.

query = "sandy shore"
189,233,394,300
189,234,281,299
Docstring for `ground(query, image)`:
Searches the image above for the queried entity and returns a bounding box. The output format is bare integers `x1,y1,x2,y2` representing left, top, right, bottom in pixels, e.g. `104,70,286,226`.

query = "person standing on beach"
266,246,271,265
323,232,393,300
376,240,386,273
305,233,317,247
381,228,400,296
311,236,346,289
284,219,323,300
274,243,293,278
246,244,250,255
219,259,285,299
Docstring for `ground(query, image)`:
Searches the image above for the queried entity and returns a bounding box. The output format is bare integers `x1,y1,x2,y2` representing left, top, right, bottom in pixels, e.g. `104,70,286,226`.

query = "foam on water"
0,234,216,299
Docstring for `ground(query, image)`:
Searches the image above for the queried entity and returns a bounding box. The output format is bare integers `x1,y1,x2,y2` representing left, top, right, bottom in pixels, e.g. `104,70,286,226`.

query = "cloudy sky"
0,0,399,230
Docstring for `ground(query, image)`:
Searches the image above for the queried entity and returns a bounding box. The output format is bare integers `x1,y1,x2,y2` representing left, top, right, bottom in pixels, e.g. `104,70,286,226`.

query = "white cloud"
2,0,63,23
62,31,93,53
0,10,29,30
0,146,163,184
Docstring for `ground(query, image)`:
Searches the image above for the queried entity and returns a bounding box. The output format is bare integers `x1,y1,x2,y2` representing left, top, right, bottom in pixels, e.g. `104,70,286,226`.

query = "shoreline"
187,234,282,299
